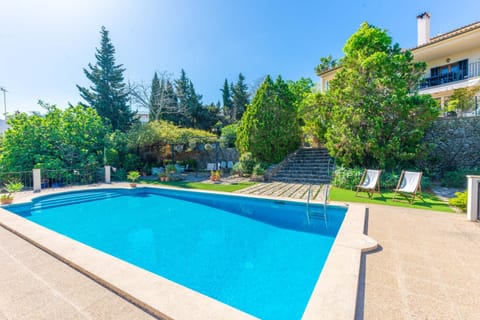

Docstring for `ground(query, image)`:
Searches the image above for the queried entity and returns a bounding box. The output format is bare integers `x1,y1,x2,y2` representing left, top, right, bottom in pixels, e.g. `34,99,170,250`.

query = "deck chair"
355,169,382,199
392,171,423,204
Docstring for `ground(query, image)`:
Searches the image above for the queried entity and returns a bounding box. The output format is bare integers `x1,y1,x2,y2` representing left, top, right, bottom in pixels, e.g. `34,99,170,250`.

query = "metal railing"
0,171,33,190
419,61,480,89
40,168,104,188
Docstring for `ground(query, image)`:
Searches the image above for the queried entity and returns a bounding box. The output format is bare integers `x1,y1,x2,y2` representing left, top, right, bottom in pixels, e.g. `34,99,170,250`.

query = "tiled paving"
235,182,327,201
0,227,156,320
358,204,480,320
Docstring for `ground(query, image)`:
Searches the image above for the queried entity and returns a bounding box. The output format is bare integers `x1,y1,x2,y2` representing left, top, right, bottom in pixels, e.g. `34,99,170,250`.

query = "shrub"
379,171,400,190
123,153,141,172
238,153,256,175
112,168,127,181
449,191,467,212
421,176,432,190
331,166,364,190
219,123,238,148
232,162,243,175
440,171,478,188
252,163,266,176
165,164,177,173
185,159,197,171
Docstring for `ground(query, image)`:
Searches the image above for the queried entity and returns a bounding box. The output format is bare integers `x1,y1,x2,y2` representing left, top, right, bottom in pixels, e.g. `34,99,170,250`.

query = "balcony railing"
419,61,480,89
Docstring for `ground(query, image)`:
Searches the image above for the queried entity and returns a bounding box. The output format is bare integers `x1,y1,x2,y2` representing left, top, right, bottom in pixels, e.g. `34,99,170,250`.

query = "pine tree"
186,80,203,128
77,26,135,131
174,69,204,128
162,80,179,123
174,69,190,126
231,73,250,121
221,79,233,121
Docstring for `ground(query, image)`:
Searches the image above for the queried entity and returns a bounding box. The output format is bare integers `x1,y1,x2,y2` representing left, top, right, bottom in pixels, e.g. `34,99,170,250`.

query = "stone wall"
421,117,480,173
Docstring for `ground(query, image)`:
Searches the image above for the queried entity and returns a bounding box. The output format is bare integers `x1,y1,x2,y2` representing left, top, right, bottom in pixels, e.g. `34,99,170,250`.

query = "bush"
185,159,197,171
449,191,467,212
232,162,243,175
252,163,266,176
165,164,177,173
112,168,127,181
331,166,364,190
238,153,256,175
219,123,238,148
440,170,480,188
123,153,141,172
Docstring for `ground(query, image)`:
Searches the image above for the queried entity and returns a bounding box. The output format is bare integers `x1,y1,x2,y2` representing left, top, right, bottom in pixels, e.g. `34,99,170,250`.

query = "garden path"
234,182,328,202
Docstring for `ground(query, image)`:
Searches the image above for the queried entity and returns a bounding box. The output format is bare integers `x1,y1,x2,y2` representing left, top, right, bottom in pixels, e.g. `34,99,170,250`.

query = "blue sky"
1,0,479,116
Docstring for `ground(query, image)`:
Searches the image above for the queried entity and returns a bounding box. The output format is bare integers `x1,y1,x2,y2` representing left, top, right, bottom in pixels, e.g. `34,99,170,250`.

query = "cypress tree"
236,75,301,163
221,79,233,121
174,69,190,126
149,72,162,121
77,26,135,131
231,73,250,121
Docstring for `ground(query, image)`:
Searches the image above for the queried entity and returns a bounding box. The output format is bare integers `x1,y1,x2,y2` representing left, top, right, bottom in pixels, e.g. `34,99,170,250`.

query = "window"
429,59,469,84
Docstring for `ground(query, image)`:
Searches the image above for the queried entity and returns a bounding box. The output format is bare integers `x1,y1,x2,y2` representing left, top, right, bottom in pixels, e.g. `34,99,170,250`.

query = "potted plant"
165,164,177,174
210,170,221,182
159,172,168,182
127,171,141,187
1,181,24,205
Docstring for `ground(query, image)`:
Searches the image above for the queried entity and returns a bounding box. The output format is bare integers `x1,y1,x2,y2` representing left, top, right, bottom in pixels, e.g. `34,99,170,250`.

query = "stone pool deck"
0,183,479,319
358,204,480,320
0,226,157,320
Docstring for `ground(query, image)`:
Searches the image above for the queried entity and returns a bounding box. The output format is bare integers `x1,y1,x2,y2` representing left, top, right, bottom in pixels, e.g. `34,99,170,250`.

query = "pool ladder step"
32,192,124,210
306,184,329,226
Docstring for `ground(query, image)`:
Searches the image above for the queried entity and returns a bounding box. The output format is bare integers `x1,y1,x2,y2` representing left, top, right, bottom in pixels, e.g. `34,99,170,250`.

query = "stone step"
272,178,331,184
269,147,334,184
274,174,331,180
283,163,332,170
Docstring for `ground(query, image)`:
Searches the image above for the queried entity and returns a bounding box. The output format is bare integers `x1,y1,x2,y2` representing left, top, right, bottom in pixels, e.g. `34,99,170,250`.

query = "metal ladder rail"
323,184,329,227
306,184,312,225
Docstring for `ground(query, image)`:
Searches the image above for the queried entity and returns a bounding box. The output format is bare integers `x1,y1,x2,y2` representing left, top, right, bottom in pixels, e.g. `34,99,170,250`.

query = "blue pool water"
9,188,347,320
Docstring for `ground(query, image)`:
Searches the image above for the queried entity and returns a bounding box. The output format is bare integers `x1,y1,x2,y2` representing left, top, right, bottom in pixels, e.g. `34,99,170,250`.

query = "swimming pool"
8,187,347,319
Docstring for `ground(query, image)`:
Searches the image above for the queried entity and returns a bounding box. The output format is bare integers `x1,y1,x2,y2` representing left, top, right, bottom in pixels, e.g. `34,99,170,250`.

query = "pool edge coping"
0,184,376,320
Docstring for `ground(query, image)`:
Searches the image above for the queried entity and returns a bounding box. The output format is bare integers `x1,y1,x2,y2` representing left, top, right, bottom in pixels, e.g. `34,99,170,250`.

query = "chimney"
417,12,431,46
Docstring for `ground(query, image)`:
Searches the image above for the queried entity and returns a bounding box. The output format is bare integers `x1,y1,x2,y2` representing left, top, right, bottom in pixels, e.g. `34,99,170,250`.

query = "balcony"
419,61,480,89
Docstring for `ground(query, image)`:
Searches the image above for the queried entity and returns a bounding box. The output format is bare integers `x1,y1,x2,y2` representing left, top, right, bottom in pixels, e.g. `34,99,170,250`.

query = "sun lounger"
392,171,422,204
355,169,382,199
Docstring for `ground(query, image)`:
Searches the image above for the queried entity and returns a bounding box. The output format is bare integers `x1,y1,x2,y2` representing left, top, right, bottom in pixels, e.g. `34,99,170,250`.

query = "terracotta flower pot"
129,183,137,188
1,198,13,205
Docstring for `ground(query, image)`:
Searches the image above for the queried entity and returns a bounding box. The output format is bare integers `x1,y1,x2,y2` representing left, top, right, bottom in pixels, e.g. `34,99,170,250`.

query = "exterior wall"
422,48,480,71
414,33,480,108
319,69,338,92
420,117,480,173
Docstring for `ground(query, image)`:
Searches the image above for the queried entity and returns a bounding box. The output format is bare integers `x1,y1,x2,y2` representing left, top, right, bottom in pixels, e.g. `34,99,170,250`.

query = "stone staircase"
267,148,334,184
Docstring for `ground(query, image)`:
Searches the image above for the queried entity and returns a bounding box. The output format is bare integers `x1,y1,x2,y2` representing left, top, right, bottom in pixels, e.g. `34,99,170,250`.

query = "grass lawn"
140,180,256,192
330,187,455,213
